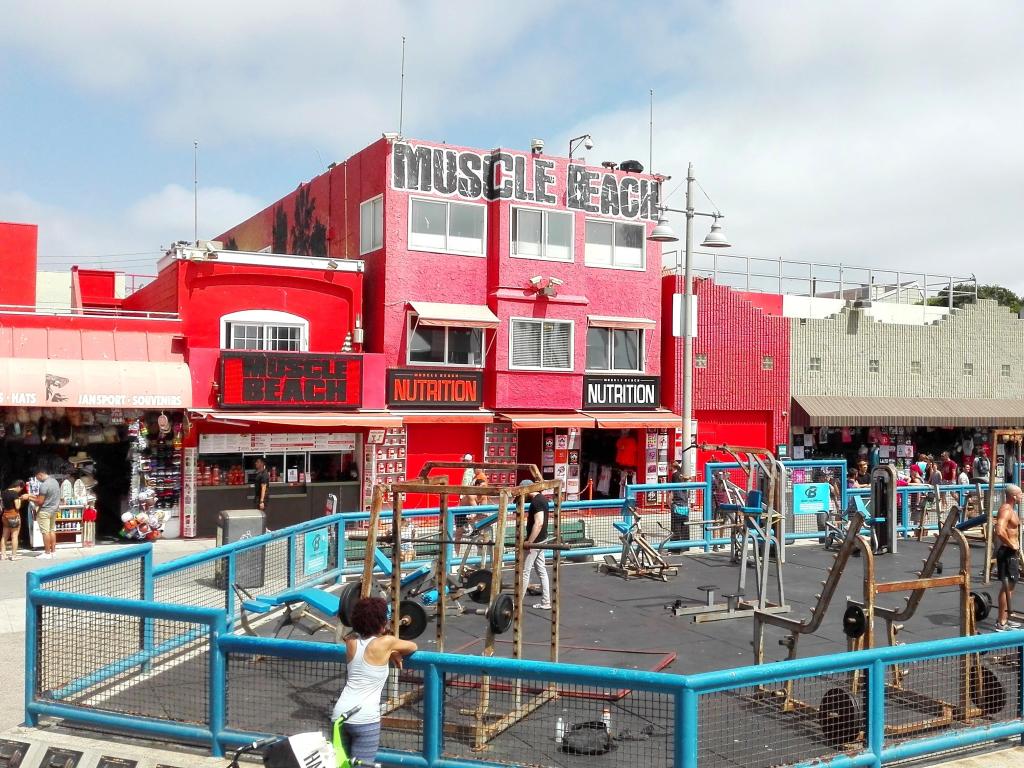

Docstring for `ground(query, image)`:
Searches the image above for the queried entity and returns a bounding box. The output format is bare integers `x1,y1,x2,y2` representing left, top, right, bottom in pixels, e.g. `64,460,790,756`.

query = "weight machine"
668,445,789,622
600,500,678,581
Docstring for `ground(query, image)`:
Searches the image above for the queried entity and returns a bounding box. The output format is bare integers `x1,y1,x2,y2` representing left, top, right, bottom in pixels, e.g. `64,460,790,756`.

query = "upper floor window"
911,360,923,374
584,219,644,269
695,354,708,368
409,320,483,367
809,356,822,372
510,319,572,371
586,327,642,372
761,355,774,371
1002,364,1012,378
360,195,384,254
964,362,974,376
409,197,485,256
868,359,880,373
512,207,572,262
221,310,309,352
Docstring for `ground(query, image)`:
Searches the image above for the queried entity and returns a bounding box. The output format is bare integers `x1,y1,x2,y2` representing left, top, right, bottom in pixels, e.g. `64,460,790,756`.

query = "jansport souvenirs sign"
387,368,483,408
583,375,660,410
392,142,662,221
218,352,362,408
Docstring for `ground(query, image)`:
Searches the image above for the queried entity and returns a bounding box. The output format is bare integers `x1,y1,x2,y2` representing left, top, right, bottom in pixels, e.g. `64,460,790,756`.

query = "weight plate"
488,593,514,635
970,665,1007,717
971,591,993,622
842,605,867,639
818,687,861,749
338,580,362,627
398,600,428,640
464,569,493,605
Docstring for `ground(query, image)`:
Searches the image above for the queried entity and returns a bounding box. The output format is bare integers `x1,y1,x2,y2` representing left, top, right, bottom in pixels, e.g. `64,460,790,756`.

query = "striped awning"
792,396,1024,428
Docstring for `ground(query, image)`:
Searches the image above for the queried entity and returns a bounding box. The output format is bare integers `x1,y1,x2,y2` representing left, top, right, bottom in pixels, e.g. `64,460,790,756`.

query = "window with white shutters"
359,195,384,254
510,319,573,371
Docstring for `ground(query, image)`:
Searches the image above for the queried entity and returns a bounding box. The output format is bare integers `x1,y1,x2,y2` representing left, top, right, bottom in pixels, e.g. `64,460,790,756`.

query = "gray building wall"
791,299,1024,399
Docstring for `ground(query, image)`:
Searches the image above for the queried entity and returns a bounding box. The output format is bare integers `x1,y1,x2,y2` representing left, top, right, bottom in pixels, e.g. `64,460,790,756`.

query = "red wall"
404,423,484,507
0,222,38,307
662,276,791,460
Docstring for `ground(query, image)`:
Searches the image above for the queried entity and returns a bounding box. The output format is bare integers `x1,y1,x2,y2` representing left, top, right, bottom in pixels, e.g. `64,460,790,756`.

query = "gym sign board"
387,368,483,408
583,375,660,410
793,482,831,516
392,142,662,221
218,352,362,409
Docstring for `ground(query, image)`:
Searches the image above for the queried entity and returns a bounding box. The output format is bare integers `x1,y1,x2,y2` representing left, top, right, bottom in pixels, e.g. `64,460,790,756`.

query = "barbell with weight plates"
818,687,862,749
970,591,994,622
337,581,428,640
459,593,515,634
462,569,494,604
842,605,867,639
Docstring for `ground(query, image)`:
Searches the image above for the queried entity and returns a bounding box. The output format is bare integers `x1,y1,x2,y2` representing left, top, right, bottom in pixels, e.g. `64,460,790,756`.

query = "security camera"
531,138,545,154
548,277,565,287
529,275,544,286
583,137,594,151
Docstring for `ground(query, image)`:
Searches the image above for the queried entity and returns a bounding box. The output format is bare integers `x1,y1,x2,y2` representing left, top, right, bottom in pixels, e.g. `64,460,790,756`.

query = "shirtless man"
993,484,1023,631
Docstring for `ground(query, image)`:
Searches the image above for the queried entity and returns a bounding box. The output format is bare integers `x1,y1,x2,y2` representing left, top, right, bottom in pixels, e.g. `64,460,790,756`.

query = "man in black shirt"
669,460,690,541
519,480,550,610
253,457,270,513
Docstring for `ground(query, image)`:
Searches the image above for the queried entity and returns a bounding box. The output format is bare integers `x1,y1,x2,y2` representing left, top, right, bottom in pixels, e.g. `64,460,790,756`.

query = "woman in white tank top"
332,596,418,765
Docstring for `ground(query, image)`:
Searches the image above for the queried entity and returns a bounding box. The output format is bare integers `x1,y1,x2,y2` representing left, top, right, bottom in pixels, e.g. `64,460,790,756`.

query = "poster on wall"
303,529,329,575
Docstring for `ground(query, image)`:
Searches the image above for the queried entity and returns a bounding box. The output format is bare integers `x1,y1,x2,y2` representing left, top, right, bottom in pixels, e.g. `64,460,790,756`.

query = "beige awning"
792,396,1024,428
409,301,499,328
587,315,657,330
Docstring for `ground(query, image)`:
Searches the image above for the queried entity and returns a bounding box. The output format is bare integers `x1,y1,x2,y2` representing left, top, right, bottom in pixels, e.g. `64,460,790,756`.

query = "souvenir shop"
0,407,185,546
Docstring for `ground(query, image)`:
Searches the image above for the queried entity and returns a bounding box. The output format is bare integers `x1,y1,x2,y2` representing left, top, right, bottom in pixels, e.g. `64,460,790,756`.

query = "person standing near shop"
669,460,691,542
23,469,60,559
454,454,476,555
253,457,270,513
973,446,992,512
1,480,25,561
519,480,551,610
993,484,1022,631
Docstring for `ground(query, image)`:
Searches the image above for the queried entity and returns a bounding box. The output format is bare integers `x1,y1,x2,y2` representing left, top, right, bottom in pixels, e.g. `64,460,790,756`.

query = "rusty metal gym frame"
362,462,567,752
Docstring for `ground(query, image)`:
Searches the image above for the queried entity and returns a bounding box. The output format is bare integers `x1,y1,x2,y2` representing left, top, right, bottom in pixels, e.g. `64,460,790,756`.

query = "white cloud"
0,185,263,273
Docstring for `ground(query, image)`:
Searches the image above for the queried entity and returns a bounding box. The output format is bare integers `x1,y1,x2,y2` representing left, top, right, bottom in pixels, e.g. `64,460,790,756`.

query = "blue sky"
2,1,1023,290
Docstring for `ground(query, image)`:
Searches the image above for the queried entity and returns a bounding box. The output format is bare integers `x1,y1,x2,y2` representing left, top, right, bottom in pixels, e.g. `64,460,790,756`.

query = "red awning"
398,410,494,424
497,411,596,429
582,410,682,429
193,410,402,428
0,358,191,409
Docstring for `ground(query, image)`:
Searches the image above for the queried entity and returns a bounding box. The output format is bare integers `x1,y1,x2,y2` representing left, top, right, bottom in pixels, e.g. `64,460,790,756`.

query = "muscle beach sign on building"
392,142,662,221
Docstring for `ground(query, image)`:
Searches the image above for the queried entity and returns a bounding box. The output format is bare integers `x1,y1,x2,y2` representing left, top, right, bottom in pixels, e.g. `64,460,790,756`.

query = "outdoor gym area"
22,446,1024,768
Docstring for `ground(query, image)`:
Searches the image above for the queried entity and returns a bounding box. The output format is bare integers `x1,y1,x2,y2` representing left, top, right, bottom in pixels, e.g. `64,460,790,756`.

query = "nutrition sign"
218,352,362,408
387,368,483,408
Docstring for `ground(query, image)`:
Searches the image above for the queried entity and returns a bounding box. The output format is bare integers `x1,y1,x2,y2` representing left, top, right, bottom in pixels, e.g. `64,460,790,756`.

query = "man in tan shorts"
23,468,61,560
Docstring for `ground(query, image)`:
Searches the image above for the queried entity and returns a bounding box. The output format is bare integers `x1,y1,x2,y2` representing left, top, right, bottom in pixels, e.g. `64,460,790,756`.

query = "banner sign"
583,375,660,410
218,352,362,409
387,368,483,408
793,482,831,516
303,529,329,575
392,142,662,222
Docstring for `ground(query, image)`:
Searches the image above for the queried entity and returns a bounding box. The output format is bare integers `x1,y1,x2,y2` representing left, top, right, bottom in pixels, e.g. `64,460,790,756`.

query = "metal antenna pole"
399,36,406,135
193,140,198,245
649,89,654,172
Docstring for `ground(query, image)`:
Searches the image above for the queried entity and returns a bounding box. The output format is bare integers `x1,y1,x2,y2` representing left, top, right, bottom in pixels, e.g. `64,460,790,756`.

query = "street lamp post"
650,163,731,475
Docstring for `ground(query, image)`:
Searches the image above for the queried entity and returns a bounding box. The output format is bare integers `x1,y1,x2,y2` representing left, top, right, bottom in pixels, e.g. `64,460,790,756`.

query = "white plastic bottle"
555,716,565,744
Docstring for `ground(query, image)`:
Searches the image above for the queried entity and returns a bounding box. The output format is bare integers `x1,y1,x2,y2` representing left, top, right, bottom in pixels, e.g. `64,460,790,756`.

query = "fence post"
422,664,443,765
141,547,154,672
1019,643,1024,745
208,614,228,757
868,659,885,768
23,572,39,727
225,551,237,623
678,686,698,768
287,532,296,589
337,518,346,581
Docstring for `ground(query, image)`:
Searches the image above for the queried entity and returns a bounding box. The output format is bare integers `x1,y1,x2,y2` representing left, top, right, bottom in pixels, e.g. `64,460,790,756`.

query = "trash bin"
215,508,266,589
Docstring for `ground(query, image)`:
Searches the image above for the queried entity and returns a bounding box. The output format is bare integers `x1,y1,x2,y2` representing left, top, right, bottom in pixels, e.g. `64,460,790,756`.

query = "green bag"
332,718,350,768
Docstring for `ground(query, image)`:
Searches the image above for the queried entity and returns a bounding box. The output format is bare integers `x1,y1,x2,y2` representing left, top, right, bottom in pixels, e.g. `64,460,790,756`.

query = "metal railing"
0,302,179,320
662,250,978,307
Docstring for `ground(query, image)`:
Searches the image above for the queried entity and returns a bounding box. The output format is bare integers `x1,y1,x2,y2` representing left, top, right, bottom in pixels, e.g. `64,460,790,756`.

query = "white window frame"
809,357,822,372
406,314,485,368
220,310,310,352
510,205,574,263
359,194,384,255
584,326,645,373
583,217,646,271
508,317,574,372
407,195,486,257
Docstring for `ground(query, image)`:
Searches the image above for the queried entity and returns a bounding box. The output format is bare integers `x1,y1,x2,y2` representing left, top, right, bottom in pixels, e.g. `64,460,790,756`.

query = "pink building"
219,136,678,502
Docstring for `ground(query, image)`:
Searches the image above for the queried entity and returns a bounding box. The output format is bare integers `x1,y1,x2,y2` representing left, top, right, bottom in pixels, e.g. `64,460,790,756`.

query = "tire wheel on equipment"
818,687,861,749
463,569,493,604
970,591,993,622
487,593,514,634
970,665,1007,717
842,605,867,639
397,600,428,640
338,580,362,627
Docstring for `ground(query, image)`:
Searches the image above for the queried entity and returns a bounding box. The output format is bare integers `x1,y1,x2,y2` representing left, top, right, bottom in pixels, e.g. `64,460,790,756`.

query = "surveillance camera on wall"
529,275,544,286
530,138,545,154
548,277,565,287
583,137,594,151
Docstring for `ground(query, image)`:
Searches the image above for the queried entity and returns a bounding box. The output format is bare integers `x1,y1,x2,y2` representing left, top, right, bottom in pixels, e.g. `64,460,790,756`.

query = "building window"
408,320,483,366
964,362,974,376
911,360,922,375
510,319,572,371
1002,364,1012,377
809,357,821,372
512,207,572,262
695,354,708,369
359,195,384,254
586,327,642,372
409,197,485,255
220,310,309,352
761,355,774,371
869,359,880,373
584,219,644,269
